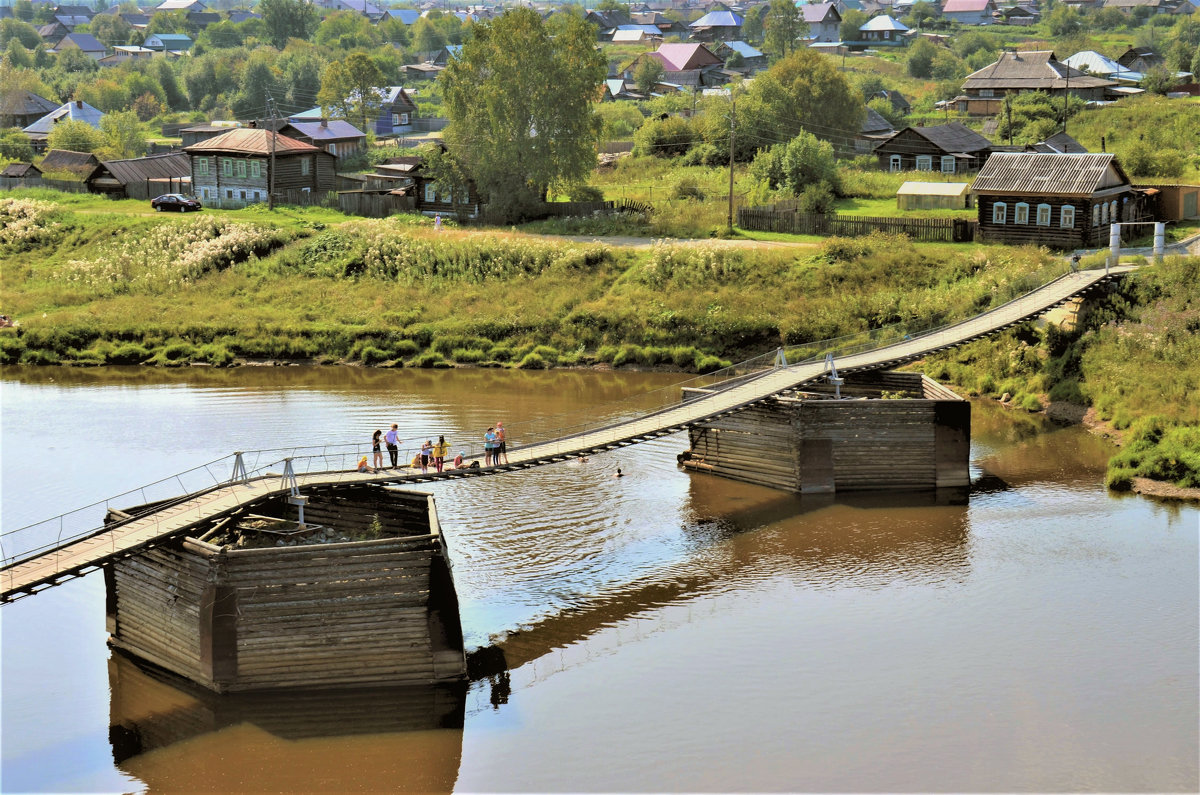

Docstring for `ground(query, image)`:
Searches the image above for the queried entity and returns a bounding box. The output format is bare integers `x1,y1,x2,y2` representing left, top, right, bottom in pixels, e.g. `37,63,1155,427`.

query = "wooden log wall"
108,546,210,685
683,372,969,494
107,485,466,693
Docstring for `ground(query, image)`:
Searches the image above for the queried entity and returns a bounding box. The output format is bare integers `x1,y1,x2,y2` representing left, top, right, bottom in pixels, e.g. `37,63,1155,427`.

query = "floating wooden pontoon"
104,485,467,693
679,371,970,494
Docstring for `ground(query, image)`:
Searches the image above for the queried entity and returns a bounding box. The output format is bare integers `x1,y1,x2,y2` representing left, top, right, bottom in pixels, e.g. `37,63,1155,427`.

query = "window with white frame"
992,202,1007,224
1101,202,1108,224
250,160,260,179
1036,203,1052,226
1110,200,1118,222
424,183,437,202
1014,202,1029,224
980,89,994,98
889,155,902,172
916,155,932,171
196,158,209,176
1093,204,1100,226
1060,205,1075,228
400,113,409,125
940,155,955,173
392,113,400,125
328,142,337,156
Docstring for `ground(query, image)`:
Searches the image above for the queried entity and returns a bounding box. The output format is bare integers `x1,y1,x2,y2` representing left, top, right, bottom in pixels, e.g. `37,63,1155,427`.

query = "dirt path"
535,234,820,250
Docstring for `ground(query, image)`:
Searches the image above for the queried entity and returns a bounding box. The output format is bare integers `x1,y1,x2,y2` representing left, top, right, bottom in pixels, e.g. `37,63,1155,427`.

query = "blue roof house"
22,99,104,151
858,15,909,46
688,8,743,41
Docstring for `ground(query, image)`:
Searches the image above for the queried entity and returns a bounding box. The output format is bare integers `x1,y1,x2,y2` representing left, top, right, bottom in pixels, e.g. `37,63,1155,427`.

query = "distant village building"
623,43,726,88
971,152,1151,248
896,181,973,210
800,2,842,42
857,15,909,46
278,120,367,160
872,123,993,174
688,7,743,41
955,51,1116,116
0,91,59,129
184,128,336,207
22,100,104,152
940,0,998,25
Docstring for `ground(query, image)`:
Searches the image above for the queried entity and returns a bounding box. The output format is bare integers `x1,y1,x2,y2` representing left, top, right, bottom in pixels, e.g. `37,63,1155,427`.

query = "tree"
314,11,382,50
633,55,664,94
13,0,33,22
100,109,147,159
440,8,607,219
0,18,41,50
867,96,905,127
840,9,868,42
736,49,864,157
278,47,324,108
1046,5,1082,37
46,118,106,153
741,3,767,42
411,17,446,53
318,53,385,133
763,0,806,61
903,1,940,29
907,37,937,78
144,10,188,36
259,0,318,49
132,91,164,121
89,14,133,47
1140,64,1175,96
0,128,34,161
749,129,840,196
234,49,281,120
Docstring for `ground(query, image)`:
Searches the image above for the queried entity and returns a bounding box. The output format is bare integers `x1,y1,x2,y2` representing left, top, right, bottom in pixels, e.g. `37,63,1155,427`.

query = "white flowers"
0,199,61,251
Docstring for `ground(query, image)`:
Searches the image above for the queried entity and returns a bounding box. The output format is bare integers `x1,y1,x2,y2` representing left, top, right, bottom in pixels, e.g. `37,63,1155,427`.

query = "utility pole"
267,92,277,211
727,90,736,235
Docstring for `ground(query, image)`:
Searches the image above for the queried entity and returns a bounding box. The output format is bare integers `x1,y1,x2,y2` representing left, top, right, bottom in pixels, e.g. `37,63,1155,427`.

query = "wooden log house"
971,152,1152,249
184,127,336,208
104,485,467,693
679,371,970,494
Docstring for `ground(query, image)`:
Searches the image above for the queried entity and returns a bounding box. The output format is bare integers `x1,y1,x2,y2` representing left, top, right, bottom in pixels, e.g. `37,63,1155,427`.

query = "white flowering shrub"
0,199,63,253
52,218,290,293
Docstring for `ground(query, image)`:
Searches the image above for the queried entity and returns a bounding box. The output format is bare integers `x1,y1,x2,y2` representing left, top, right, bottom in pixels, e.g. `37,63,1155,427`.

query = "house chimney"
320,118,328,128
76,100,83,108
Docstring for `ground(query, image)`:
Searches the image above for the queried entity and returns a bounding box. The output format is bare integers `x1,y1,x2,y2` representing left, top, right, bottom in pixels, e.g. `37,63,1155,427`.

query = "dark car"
150,193,202,212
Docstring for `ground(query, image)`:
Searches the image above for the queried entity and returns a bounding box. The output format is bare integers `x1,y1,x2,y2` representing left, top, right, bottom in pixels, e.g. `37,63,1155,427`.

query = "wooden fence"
337,190,414,218
0,176,90,193
738,205,977,243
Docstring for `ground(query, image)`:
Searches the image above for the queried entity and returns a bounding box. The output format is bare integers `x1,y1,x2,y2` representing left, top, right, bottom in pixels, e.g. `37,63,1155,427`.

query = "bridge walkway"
0,266,1133,602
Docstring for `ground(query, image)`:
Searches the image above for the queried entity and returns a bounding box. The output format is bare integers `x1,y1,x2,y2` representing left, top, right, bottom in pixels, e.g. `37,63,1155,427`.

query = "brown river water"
1,366,1196,793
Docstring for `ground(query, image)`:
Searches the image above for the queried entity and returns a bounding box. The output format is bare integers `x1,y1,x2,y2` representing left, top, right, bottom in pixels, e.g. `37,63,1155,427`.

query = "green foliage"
633,56,664,95
0,128,34,161
763,0,807,61
633,114,696,158
258,0,318,49
45,118,105,153
748,129,840,198
441,8,607,221
595,101,644,141
840,9,868,41
907,38,937,78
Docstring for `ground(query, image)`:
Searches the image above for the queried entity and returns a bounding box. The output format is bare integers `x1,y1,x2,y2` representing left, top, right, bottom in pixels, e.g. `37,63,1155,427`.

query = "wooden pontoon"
104,485,467,693
680,371,970,494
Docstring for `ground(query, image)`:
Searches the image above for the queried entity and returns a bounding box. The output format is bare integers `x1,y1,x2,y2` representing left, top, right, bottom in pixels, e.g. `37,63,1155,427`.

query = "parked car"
151,193,202,212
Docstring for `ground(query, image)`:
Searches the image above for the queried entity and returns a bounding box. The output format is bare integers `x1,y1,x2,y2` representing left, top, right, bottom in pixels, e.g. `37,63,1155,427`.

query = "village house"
50,32,107,59
37,148,102,179
940,0,998,25
955,51,1116,116
367,152,483,218
871,123,993,174
37,21,71,43
873,88,912,114
278,119,368,160
184,128,336,207
153,0,210,12
971,152,1152,248
22,100,104,152
714,40,767,71
143,33,193,52
856,15,909,46
996,4,1040,24
98,45,157,66
86,152,192,198
688,7,743,41
0,162,43,182
623,43,726,88
800,2,841,43
0,91,59,129
1025,131,1088,154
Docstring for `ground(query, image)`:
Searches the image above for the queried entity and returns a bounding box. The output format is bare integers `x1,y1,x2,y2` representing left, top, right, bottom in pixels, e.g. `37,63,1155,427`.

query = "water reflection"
108,651,465,792
469,478,972,689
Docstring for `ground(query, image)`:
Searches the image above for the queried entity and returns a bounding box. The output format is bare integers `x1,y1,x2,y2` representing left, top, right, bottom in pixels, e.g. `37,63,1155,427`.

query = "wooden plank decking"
0,266,1132,602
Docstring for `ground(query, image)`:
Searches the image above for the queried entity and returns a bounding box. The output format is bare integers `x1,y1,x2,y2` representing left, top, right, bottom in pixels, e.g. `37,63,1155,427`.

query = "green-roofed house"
143,33,193,52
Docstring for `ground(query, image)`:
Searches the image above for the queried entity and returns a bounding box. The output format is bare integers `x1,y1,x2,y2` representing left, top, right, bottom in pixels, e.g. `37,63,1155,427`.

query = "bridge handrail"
2,260,1122,571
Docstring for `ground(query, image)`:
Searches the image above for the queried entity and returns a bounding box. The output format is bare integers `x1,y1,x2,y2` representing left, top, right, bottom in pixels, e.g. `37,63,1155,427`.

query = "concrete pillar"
1108,222,1120,274
1153,222,1165,263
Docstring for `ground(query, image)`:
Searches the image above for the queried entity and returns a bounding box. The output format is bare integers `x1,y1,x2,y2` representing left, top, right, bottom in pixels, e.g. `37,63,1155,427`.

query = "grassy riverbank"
2,191,1060,372
3,190,1198,490
915,255,1200,490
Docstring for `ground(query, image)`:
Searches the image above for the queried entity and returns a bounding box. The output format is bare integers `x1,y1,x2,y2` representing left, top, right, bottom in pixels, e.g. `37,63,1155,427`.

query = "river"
1,366,1196,793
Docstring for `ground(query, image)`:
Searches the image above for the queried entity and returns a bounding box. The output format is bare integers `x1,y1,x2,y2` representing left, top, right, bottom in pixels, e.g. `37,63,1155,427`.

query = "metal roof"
971,153,1130,197
183,128,320,155
896,181,971,196
653,43,723,71
23,101,103,137
98,153,191,184
800,2,839,22
284,120,366,141
39,149,101,174
860,14,908,31
721,40,763,58
963,51,1115,91
689,9,743,26
941,0,993,12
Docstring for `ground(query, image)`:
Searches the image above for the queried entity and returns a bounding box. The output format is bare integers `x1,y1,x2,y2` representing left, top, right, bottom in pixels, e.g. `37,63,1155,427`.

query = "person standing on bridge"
385,424,400,468
433,435,448,472
495,422,508,464
483,427,497,466
420,439,433,473
372,429,384,470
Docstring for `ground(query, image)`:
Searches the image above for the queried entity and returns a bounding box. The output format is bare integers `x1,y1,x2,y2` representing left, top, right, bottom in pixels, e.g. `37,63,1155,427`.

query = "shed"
89,152,192,197
897,181,973,210
38,148,102,178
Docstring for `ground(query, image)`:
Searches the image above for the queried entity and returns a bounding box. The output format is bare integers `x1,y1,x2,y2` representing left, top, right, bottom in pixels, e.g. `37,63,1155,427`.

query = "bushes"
633,115,697,158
